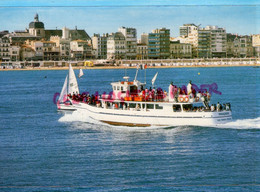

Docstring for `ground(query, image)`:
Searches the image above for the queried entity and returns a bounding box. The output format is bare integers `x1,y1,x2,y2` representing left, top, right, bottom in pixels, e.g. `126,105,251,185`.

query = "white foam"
212,117,260,129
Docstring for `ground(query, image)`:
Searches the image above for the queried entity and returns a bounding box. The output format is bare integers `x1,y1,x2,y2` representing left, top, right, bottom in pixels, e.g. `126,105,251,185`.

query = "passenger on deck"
211,104,215,112
206,91,211,100
168,82,174,101
178,87,182,95
187,80,192,95
217,102,220,111
226,103,230,110
164,90,167,97
136,104,140,111
192,88,196,98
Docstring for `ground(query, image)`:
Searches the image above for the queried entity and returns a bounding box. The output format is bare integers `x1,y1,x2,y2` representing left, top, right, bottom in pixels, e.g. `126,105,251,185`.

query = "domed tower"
29,13,45,37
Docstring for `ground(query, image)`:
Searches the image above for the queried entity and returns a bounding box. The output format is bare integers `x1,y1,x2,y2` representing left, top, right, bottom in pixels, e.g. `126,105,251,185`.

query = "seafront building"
107,32,126,60
140,33,149,45
148,28,170,59
179,24,199,58
0,36,11,63
70,40,93,60
0,13,259,68
118,27,137,59
206,26,227,58
170,40,192,59
252,34,260,57
92,33,109,59
136,43,148,60
198,28,211,58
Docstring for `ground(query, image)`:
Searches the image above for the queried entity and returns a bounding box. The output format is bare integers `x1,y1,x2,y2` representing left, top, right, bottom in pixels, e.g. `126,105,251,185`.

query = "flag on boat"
78,68,84,78
151,72,158,86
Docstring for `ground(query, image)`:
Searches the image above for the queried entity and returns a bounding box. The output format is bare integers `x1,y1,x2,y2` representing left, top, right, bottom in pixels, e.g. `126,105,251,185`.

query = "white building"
141,33,149,45
205,26,227,58
92,33,109,59
118,27,137,59
70,40,92,60
252,34,260,57
9,45,20,61
50,36,70,60
107,32,126,60
179,24,199,57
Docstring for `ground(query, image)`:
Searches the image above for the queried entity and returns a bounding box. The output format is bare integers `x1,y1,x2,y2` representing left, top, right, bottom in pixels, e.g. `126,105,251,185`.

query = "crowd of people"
211,102,231,112
67,92,100,105
179,102,231,112
169,80,211,103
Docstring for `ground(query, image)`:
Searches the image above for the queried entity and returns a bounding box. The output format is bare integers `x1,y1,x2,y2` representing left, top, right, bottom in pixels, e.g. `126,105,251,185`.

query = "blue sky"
0,0,259,38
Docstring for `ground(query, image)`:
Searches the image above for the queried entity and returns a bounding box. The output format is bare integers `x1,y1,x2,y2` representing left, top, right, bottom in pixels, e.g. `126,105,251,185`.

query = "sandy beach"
1,63,259,71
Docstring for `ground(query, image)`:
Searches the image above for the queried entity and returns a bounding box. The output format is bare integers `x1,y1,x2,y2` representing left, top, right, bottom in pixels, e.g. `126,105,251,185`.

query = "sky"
0,0,259,38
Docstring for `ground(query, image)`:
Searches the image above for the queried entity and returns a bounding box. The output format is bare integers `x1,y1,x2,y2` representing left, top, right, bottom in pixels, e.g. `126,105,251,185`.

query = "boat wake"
211,117,260,129
59,111,260,130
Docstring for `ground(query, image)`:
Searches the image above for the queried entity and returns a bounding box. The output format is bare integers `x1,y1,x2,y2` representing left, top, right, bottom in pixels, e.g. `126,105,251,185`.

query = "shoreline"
0,64,260,71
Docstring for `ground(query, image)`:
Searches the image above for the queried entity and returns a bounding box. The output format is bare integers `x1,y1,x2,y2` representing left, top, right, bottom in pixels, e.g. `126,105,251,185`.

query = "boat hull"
57,103,77,111
73,102,232,127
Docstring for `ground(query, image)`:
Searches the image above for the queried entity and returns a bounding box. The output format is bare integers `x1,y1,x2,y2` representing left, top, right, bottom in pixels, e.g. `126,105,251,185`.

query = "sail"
58,75,68,102
68,64,80,94
78,68,84,78
151,72,158,86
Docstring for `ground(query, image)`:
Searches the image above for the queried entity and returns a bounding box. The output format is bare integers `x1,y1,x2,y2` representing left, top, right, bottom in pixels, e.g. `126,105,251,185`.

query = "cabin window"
142,104,146,109
117,86,120,90
130,86,138,94
113,86,116,90
121,87,123,91
183,104,193,112
129,103,136,108
155,104,163,109
147,104,154,109
173,104,181,112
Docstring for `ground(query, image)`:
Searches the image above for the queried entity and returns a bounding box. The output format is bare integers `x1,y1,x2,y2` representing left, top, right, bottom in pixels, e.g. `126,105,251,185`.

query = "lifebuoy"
178,97,184,102
185,97,189,102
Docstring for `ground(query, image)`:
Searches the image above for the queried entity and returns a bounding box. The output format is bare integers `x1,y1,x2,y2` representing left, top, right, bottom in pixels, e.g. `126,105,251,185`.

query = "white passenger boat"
57,65,232,127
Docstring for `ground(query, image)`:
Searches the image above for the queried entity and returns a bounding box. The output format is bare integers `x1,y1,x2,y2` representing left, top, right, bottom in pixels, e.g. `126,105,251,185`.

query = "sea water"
0,67,259,191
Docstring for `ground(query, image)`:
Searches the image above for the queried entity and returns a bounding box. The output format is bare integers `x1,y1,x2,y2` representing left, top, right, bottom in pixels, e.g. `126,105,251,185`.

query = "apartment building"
137,43,148,60
118,27,137,59
92,33,109,59
148,28,170,59
107,32,126,60
170,41,192,58
179,24,199,57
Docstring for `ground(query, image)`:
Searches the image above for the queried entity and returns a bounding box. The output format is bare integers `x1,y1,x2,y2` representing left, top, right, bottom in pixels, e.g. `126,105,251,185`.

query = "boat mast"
134,67,139,81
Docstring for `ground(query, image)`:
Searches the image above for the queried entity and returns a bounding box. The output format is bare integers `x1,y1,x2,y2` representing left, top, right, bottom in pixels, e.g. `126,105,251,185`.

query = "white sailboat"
58,75,68,103
57,64,79,111
68,64,79,95
78,68,84,78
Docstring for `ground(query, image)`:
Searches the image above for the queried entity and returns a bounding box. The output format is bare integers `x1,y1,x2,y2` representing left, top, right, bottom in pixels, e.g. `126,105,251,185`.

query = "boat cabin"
111,76,146,100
